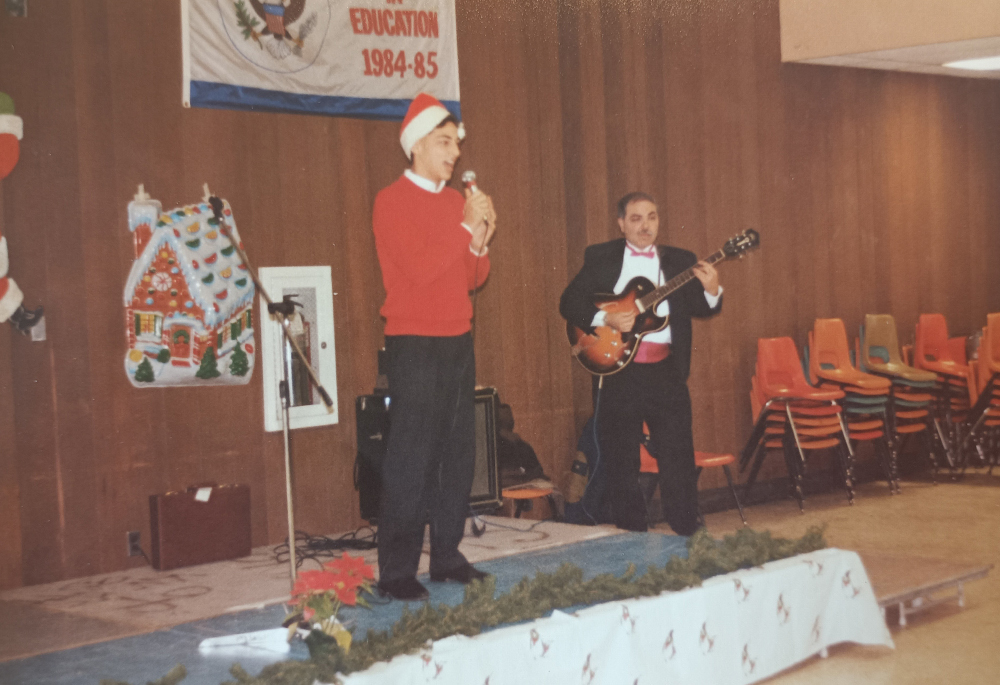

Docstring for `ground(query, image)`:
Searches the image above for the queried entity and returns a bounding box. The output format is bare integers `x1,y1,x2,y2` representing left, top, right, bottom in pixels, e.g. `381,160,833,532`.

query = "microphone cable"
580,376,604,525
470,232,488,346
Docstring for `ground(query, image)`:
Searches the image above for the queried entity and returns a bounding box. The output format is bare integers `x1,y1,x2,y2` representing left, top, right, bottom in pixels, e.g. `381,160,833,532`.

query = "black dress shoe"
429,563,489,583
377,577,429,601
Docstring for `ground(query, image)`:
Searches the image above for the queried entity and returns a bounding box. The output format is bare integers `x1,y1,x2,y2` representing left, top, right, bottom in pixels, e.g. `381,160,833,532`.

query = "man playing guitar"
559,192,722,534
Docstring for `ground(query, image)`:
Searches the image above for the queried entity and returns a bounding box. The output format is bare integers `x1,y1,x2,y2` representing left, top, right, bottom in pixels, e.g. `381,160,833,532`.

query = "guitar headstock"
722,228,760,259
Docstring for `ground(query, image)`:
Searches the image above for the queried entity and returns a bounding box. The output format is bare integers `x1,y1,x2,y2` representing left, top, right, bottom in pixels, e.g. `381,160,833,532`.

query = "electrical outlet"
126,531,142,557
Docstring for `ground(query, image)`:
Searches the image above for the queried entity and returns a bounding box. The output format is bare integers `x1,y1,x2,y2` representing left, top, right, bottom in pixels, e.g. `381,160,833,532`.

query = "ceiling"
798,35,1000,80
780,0,1000,81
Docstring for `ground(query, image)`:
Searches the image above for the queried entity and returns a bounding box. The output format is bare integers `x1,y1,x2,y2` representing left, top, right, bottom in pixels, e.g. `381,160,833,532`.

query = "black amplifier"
353,387,501,523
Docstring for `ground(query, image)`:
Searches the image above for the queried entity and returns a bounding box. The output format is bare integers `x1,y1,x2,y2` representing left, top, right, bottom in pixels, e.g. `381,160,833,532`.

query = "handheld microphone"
461,170,478,194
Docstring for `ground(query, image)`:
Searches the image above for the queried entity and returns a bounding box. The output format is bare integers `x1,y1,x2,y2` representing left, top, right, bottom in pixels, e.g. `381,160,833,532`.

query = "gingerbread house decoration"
123,186,255,387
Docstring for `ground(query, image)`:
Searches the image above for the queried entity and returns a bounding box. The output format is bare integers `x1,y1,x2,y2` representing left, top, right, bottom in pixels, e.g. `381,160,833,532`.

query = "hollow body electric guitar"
566,229,760,376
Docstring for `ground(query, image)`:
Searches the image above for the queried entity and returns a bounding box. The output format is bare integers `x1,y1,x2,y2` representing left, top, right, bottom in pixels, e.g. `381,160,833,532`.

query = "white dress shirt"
591,242,722,344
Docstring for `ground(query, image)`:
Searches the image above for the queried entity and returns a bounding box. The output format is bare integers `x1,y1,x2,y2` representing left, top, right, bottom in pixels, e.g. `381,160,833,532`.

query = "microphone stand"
206,189,333,591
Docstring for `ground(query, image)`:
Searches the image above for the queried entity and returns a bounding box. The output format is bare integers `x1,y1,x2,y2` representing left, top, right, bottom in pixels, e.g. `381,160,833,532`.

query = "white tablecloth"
340,548,893,685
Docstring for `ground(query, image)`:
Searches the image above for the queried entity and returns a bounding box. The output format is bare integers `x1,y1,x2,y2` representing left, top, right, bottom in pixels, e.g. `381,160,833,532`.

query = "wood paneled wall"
1,0,997,589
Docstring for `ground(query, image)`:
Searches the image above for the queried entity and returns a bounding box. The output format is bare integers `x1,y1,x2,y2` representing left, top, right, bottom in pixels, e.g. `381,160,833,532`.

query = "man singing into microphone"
372,93,497,601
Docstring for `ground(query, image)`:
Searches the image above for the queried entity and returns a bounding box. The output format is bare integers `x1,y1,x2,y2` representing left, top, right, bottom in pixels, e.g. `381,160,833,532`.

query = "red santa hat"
399,93,464,160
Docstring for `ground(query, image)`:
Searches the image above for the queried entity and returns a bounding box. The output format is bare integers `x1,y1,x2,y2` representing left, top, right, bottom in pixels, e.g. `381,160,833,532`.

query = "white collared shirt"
403,170,487,256
404,168,446,193
591,242,722,344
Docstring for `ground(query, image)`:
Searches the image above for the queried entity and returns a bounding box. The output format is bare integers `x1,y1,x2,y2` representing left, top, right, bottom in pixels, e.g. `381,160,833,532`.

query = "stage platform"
341,545,892,685
0,520,898,685
864,553,993,626
0,528,675,685
0,517,623,664
3,477,997,684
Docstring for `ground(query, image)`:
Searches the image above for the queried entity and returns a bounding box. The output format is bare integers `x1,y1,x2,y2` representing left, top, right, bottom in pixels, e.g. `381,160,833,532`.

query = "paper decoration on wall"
0,91,44,338
123,186,256,387
181,0,460,121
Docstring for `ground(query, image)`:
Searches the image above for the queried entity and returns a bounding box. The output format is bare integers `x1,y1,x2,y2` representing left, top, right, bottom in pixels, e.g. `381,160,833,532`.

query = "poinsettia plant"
284,553,375,652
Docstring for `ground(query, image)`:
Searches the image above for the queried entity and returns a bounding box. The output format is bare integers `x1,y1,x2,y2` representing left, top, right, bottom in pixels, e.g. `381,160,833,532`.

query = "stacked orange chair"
963,313,1000,470
807,319,898,492
914,313,977,469
739,337,852,511
859,314,942,477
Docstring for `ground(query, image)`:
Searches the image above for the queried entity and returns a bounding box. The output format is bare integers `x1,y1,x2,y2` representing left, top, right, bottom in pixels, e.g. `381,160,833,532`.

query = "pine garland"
109,527,826,685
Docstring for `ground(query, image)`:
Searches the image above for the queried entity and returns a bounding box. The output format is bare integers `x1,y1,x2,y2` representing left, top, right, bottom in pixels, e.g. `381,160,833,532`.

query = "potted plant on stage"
284,554,375,659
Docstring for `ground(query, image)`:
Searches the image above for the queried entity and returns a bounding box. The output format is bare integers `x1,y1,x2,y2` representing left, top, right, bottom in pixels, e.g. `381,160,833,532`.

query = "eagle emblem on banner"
229,0,328,63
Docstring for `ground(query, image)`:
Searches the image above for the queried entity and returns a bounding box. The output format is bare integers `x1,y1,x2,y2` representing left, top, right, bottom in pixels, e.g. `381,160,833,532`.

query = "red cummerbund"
633,341,671,364
149,483,251,570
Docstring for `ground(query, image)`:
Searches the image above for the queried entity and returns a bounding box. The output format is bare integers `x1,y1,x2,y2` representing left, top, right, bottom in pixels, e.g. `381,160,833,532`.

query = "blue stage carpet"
0,532,688,685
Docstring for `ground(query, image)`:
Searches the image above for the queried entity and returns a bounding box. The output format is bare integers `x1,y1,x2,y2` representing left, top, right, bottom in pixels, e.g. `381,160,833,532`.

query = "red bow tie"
627,245,656,259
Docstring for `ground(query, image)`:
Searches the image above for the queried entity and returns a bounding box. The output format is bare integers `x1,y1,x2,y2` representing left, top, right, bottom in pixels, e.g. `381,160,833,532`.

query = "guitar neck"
638,249,726,311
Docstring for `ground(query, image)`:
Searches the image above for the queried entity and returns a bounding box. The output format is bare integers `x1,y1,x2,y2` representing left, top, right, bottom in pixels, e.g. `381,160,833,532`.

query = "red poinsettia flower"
289,554,375,625
333,582,358,605
324,554,375,581
292,569,340,597
335,573,367,592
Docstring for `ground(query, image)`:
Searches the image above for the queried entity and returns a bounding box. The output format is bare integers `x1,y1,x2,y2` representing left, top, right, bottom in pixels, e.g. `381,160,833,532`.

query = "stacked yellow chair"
859,314,943,477
807,318,898,492
739,337,853,511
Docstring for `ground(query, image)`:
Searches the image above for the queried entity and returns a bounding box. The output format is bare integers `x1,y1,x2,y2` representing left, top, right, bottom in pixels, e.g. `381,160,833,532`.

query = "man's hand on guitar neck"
604,310,636,333
692,260,720,296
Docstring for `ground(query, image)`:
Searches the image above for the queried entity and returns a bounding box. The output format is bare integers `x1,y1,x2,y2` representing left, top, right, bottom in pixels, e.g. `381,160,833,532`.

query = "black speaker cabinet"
354,387,502,523
355,393,390,522
469,387,502,512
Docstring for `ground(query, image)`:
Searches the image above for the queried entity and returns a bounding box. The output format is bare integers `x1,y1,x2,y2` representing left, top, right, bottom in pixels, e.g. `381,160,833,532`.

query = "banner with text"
182,0,460,120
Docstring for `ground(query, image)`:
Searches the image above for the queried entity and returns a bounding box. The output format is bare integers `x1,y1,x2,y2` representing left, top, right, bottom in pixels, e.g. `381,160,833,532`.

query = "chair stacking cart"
740,337,853,511
859,314,944,478
807,318,897,492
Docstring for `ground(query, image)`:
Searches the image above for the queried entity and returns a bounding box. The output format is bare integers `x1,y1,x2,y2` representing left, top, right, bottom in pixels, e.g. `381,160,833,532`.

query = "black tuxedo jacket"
559,238,722,381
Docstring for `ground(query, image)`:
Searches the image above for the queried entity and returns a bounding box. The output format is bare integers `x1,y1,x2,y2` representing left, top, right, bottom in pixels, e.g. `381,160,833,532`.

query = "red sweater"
373,175,490,336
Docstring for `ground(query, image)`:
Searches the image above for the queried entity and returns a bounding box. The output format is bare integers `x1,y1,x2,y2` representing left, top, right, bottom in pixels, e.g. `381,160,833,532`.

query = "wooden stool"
695,451,748,526
501,486,556,519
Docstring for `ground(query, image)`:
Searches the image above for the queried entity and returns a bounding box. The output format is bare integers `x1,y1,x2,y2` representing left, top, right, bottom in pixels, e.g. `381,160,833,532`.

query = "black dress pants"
595,355,700,535
378,333,476,583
